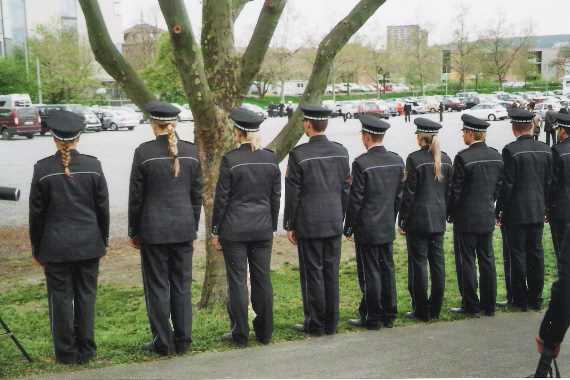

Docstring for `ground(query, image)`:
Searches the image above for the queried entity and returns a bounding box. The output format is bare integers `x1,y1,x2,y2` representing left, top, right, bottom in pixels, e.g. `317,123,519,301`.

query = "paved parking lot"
0,112,517,237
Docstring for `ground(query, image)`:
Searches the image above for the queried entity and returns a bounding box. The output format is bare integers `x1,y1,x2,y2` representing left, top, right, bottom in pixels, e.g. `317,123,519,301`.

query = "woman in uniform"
29,110,110,365
211,107,281,346
398,118,452,322
128,101,203,356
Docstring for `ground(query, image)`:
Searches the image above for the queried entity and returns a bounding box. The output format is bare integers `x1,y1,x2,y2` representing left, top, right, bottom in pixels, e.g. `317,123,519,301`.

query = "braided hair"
166,124,180,177
56,139,76,177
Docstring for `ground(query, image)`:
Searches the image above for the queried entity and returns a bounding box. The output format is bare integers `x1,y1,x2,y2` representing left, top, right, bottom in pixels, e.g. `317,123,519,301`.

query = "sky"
122,0,570,48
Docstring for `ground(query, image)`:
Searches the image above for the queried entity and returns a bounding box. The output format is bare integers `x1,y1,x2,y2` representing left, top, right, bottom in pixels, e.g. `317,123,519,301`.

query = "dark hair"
512,122,533,133
306,119,328,132
363,131,385,143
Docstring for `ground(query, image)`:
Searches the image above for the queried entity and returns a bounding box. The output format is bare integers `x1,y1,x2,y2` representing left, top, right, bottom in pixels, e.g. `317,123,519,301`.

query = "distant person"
286,102,294,121
496,109,552,312
211,107,281,347
344,115,405,330
532,112,542,142
398,118,452,322
544,105,557,146
29,110,110,365
439,102,444,122
448,115,503,317
128,101,203,356
279,102,285,117
404,103,412,123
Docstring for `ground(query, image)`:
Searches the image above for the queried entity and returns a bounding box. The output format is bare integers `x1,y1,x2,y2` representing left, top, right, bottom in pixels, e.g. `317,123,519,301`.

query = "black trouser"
406,232,445,321
298,236,342,334
551,220,570,274
456,232,497,314
44,258,100,364
404,112,411,122
506,223,545,309
221,239,273,345
453,229,463,297
355,242,397,326
501,225,513,303
141,242,193,355
545,129,557,147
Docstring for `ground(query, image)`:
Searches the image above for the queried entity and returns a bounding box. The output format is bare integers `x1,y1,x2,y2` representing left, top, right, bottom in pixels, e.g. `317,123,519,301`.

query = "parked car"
0,94,33,108
242,103,268,119
37,104,65,135
462,103,508,121
68,105,102,132
121,103,146,124
442,97,466,112
172,103,194,122
0,104,41,140
356,101,389,119
98,108,139,131
534,102,561,118
406,101,426,114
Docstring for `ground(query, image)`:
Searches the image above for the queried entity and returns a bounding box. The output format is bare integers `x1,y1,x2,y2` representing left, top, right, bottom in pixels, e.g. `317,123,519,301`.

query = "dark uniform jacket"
496,135,552,225
545,110,557,132
128,135,203,245
344,145,405,245
448,142,504,234
212,144,281,242
540,256,570,348
29,150,109,263
549,138,570,222
284,135,351,239
398,147,453,234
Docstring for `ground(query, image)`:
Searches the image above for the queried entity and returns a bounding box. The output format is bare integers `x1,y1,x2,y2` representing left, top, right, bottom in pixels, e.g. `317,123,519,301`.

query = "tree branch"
232,0,254,22
78,0,154,108
268,0,387,161
238,0,287,96
157,0,215,115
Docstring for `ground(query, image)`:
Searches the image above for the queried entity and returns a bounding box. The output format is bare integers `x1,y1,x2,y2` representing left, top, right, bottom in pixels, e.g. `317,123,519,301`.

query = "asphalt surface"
1,112,517,238
31,312,568,379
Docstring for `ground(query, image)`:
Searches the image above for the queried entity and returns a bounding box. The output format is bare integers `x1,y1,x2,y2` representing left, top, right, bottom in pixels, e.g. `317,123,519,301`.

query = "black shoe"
221,332,247,347
383,320,394,328
450,307,480,318
529,303,543,311
347,318,365,328
496,300,513,308
256,336,271,345
484,310,495,317
405,311,416,319
77,351,96,365
293,323,306,333
142,341,169,356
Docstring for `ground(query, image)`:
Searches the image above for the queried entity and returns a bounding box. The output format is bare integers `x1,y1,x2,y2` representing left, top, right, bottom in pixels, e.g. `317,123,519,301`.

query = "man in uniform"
544,105,557,147
448,114,503,317
284,104,351,336
344,115,405,330
496,108,552,311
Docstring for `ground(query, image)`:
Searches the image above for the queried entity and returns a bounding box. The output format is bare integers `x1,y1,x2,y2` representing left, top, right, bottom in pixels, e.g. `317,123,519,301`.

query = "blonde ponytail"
418,133,443,182
167,124,180,178
237,130,261,151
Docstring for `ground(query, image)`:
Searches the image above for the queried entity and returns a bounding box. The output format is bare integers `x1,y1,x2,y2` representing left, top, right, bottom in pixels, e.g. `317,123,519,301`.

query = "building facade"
123,23,163,71
0,0,28,57
387,25,428,50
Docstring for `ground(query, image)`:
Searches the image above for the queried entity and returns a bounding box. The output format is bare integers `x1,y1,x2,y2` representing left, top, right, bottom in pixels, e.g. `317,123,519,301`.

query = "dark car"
442,97,467,112
38,104,102,135
0,105,41,140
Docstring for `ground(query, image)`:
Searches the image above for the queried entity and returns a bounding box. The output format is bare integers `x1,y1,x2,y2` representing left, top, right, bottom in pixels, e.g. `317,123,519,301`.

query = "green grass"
0,226,558,378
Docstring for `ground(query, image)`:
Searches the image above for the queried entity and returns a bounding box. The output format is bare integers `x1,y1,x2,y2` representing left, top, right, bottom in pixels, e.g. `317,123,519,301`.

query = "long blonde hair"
153,121,180,177
55,139,78,177
417,133,443,182
236,129,262,151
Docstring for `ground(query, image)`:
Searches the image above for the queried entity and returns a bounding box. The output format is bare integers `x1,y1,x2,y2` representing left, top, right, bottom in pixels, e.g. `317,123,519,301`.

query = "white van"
0,94,33,108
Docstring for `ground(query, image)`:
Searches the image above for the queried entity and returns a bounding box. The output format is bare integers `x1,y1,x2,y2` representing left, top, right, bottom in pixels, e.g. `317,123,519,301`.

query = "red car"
0,106,41,140
356,101,390,119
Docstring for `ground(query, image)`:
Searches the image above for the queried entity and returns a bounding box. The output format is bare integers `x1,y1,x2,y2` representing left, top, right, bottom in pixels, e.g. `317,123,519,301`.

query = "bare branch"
238,0,287,96
78,0,154,108
232,0,254,22
268,0,388,161
157,0,215,115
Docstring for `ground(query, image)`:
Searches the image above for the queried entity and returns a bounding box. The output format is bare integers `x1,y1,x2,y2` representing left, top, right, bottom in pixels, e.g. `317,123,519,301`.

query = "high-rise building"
0,0,29,57
387,25,428,50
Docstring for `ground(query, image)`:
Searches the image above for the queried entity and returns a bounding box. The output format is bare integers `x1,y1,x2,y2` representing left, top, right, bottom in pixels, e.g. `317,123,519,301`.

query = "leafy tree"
28,24,98,104
0,55,35,96
79,0,387,306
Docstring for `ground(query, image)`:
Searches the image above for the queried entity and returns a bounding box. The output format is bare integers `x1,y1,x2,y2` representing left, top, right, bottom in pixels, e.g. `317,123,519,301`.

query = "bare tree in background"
450,3,480,91
78,0,388,307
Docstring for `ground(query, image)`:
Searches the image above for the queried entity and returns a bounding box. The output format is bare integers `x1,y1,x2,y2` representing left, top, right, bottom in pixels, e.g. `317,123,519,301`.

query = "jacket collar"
55,149,79,157
517,135,533,141
239,143,253,151
156,134,169,141
309,134,328,143
469,141,487,149
368,145,387,153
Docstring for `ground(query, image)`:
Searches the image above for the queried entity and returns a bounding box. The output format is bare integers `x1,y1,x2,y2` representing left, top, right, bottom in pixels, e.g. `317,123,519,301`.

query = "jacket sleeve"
496,148,514,218
271,159,282,232
191,159,203,231
398,156,416,231
341,152,352,216
284,152,302,231
548,148,561,217
128,148,144,238
447,155,465,222
95,162,110,247
29,165,46,258
211,156,231,235
539,275,570,349
344,160,365,237
545,150,553,219
394,159,406,217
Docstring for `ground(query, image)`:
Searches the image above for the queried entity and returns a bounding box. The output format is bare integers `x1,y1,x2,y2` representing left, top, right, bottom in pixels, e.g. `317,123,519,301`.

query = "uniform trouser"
506,223,545,309
406,232,445,320
546,130,557,146
221,239,273,345
501,225,513,303
404,113,411,122
44,258,100,364
355,242,397,325
551,221,570,274
456,232,497,313
453,229,463,297
298,236,342,334
141,242,193,354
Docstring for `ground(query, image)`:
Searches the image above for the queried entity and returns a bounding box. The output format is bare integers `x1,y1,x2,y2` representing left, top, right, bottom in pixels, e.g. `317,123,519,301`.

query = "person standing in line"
29,110,110,364
404,103,412,123
448,114,504,317
439,102,444,123
398,118,453,322
284,104,351,336
548,112,570,272
544,105,557,147
128,101,203,356
496,109,552,312
211,107,281,347
344,115,405,330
